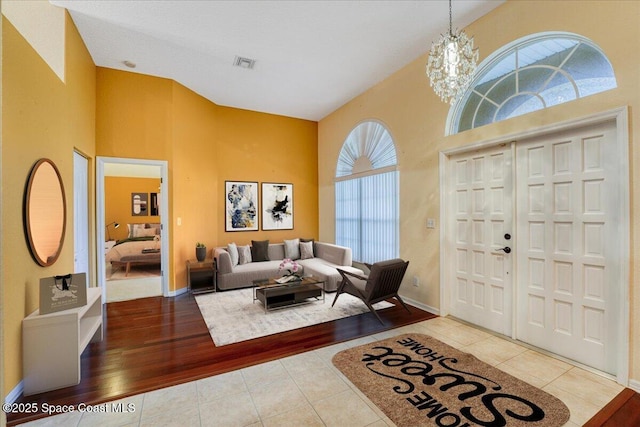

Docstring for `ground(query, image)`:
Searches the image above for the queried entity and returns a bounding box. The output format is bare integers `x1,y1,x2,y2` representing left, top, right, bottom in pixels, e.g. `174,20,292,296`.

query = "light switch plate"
427,218,436,228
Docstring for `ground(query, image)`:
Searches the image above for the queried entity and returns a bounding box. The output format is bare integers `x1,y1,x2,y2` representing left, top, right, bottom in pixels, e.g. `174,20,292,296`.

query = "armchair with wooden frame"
332,258,411,324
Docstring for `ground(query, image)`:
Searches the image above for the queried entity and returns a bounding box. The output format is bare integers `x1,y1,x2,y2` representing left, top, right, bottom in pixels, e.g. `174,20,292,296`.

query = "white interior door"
447,144,513,336
74,151,90,275
515,121,621,374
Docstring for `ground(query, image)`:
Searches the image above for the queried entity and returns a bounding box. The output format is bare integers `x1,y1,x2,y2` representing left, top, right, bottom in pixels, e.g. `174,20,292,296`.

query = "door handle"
496,246,511,254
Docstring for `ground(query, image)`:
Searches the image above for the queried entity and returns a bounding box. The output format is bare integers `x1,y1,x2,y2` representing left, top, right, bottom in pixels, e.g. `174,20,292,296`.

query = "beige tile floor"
20,317,624,426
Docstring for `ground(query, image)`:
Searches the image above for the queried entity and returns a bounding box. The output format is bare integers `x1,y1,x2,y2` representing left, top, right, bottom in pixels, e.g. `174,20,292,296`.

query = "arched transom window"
335,121,399,263
448,32,617,135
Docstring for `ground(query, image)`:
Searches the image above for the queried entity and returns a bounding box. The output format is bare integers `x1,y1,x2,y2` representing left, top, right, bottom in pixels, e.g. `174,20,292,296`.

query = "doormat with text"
332,333,570,427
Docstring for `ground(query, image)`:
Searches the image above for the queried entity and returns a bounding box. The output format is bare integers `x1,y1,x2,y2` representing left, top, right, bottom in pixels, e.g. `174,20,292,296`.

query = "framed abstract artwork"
131,192,148,216
262,182,293,230
225,181,259,232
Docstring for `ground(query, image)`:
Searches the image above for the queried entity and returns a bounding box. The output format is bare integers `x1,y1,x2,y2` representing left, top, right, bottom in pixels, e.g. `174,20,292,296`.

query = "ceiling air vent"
233,56,256,69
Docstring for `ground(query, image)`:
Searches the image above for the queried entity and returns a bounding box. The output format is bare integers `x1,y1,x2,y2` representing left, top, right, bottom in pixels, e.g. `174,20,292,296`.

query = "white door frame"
74,151,90,276
96,157,170,301
439,107,630,385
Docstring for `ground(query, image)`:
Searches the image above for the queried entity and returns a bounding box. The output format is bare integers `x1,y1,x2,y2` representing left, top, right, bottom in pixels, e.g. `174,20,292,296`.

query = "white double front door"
445,119,623,375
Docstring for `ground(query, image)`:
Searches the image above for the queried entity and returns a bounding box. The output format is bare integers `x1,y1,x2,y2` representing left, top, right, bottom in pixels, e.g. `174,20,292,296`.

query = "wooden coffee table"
252,276,325,313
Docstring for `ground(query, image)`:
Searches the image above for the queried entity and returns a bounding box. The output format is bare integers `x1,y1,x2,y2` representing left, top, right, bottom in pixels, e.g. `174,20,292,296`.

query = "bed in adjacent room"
106,223,161,276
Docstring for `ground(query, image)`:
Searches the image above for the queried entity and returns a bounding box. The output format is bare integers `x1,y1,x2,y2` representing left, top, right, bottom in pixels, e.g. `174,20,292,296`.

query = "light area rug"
194,287,393,346
106,277,162,303
105,262,162,302
333,333,570,427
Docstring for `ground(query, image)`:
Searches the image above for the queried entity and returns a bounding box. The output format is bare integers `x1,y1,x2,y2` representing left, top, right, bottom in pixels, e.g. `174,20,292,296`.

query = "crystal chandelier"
426,0,479,104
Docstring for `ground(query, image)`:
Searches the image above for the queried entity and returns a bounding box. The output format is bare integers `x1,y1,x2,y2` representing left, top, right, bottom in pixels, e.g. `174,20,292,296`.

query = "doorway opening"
97,157,169,302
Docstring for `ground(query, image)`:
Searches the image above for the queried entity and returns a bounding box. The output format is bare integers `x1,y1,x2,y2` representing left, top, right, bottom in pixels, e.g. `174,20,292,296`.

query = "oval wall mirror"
24,158,67,266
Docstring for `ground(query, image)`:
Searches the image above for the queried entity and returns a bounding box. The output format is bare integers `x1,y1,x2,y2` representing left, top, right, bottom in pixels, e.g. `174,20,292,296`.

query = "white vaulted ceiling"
50,0,503,121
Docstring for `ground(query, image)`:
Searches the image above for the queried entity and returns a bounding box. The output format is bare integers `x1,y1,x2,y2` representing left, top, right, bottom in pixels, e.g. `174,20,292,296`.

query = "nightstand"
187,258,216,294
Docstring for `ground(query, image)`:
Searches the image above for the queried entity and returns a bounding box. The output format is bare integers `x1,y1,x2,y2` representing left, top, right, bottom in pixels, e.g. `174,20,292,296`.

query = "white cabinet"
22,287,103,395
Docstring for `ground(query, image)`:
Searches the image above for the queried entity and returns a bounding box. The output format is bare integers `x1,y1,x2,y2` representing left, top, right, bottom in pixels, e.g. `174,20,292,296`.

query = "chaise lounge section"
214,240,363,292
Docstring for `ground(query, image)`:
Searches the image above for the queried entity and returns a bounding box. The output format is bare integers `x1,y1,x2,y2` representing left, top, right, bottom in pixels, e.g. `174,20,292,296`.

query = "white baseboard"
629,378,640,393
5,380,23,404
168,287,189,297
400,294,439,316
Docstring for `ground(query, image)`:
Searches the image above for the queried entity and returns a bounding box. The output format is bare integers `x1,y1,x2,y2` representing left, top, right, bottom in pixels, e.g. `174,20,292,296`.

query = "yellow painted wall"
170,82,218,286
319,0,640,381
96,68,318,291
214,106,319,246
96,69,173,161
104,177,161,241
1,12,5,425
1,13,96,395
95,68,177,287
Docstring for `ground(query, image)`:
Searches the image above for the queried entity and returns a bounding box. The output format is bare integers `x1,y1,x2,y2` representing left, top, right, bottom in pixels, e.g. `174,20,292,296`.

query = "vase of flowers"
279,258,301,281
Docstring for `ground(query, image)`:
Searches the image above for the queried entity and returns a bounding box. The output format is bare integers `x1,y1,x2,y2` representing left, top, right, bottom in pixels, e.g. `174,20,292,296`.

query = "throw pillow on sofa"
238,245,252,265
284,238,300,260
227,242,239,266
300,241,314,260
300,238,315,256
251,240,270,262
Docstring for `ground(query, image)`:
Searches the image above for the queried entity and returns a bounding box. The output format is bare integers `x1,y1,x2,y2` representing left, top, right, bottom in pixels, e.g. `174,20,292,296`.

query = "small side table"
187,258,216,294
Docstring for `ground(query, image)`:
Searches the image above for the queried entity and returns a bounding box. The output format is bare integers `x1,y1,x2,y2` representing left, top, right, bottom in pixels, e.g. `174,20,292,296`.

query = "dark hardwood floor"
7,293,639,426
7,292,434,425
584,388,640,426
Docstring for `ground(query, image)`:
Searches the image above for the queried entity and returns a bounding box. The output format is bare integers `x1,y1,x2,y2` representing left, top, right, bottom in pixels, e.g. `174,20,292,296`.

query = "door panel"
515,121,619,374
448,144,513,336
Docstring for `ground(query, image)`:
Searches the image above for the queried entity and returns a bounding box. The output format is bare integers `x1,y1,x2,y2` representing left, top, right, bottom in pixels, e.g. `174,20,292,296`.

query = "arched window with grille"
335,121,399,263
447,32,617,135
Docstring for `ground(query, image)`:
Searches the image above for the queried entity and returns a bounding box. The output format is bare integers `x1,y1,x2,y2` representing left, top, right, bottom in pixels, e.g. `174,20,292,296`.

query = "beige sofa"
214,241,363,292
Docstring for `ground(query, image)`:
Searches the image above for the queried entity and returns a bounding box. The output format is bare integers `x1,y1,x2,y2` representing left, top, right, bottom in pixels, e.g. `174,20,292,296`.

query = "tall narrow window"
448,32,617,135
335,121,399,263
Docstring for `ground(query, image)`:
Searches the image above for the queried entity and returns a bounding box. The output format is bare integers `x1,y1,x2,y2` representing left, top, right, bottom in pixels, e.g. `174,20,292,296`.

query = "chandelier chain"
425,0,479,104
448,0,453,36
